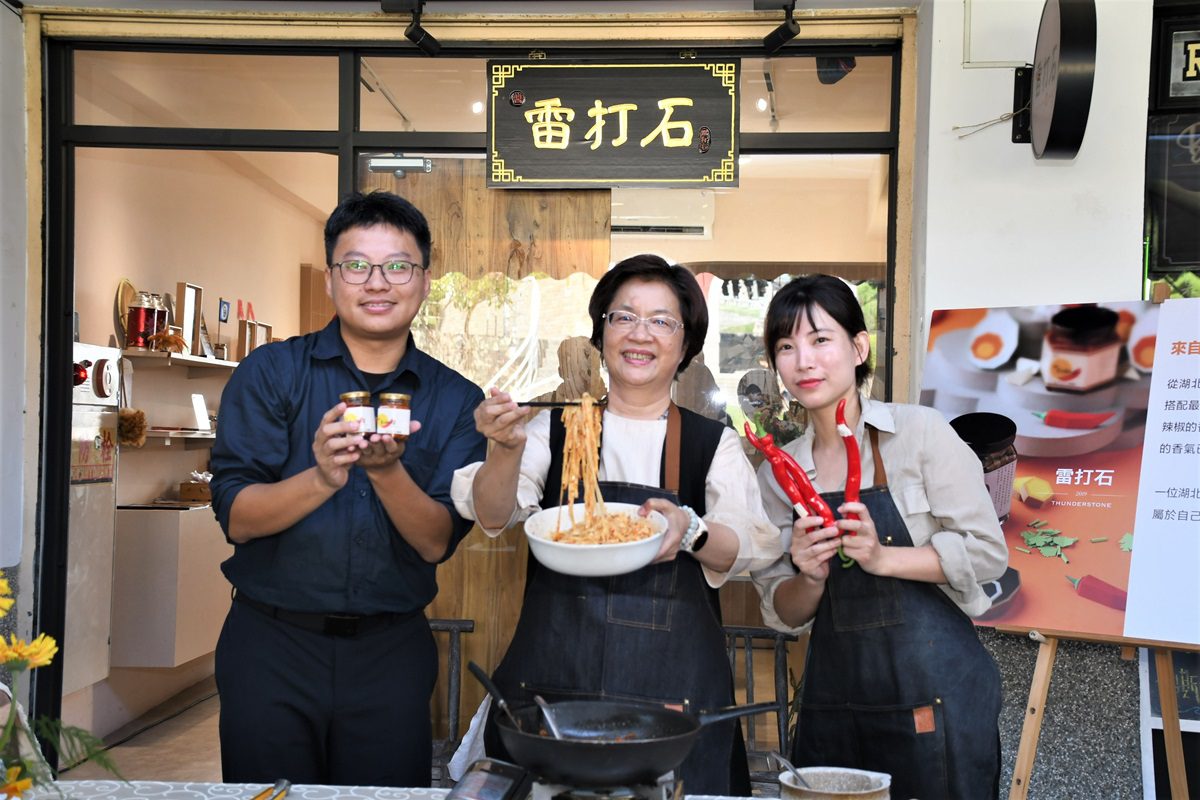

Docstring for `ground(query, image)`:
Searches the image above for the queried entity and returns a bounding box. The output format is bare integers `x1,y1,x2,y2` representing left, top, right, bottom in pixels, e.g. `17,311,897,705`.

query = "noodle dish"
524,502,668,577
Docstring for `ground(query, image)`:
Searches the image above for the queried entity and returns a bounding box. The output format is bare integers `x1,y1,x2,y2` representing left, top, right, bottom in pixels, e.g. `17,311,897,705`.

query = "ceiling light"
471,101,484,114
762,1,799,55
755,97,768,112
401,1,441,56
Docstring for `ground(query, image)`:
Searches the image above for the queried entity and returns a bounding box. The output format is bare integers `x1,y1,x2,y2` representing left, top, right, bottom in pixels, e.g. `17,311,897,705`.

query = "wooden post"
1009,633,1058,800
1155,649,1191,800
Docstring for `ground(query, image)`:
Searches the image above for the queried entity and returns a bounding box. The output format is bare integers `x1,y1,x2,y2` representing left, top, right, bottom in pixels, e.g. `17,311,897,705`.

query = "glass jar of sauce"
949,412,1018,523
339,391,375,434
1040,306,1121,392
377,393,411,440
124,291,154,350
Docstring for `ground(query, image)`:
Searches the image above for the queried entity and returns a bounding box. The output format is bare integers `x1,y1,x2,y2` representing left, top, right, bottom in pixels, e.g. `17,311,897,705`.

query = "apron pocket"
828,571,904,632
795,699,949,800
607,561,678,629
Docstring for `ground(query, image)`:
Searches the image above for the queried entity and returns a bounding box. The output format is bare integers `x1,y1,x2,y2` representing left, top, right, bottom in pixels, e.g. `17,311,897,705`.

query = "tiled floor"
62,682,222,782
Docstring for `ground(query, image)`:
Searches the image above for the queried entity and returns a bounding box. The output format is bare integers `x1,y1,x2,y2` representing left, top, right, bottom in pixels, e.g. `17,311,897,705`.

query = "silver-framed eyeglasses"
602,310,684,337
332,260,426,286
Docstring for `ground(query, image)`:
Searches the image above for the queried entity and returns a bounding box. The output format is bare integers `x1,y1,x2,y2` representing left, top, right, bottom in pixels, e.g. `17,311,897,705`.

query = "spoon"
770,750,813,790
467,661,522,732
533,694,564,739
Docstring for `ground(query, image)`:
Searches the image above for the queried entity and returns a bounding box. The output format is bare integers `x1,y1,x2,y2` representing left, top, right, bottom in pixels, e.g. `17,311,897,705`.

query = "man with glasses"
210,191,485,787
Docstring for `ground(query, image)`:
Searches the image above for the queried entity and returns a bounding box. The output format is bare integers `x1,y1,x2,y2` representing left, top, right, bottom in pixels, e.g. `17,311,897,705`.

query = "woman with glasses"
451,254,781,795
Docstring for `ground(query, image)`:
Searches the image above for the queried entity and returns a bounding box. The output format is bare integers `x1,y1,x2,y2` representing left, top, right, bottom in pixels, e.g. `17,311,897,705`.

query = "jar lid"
949,412,1017,452
340,391,371,403
1049,305,1119,345
379,393,411,403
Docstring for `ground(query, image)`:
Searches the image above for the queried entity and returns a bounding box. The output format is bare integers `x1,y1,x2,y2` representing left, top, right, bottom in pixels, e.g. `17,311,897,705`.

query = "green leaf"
1119,533,1134,552
1052,536,1078,547
1039,546,1061,557
1023,533,1052,547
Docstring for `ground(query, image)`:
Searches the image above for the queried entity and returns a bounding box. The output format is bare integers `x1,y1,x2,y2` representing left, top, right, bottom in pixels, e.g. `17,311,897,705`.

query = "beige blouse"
751,394,1009,634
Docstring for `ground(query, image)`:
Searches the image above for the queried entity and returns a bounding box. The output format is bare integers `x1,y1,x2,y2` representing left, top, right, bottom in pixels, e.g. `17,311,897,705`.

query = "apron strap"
868,426,888,487
598,397,682,495
664,402,682,495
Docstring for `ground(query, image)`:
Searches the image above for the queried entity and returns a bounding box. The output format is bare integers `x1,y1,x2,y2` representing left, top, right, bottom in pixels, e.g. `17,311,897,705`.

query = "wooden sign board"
487,60,739,189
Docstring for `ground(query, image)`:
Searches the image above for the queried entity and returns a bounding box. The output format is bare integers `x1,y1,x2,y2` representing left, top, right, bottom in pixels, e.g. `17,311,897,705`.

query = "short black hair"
587,254,707,375
763,274,873,387
324,191,432,268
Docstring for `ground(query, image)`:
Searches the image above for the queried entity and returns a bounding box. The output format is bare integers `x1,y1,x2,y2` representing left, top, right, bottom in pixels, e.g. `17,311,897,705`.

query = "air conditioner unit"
611,188,715,238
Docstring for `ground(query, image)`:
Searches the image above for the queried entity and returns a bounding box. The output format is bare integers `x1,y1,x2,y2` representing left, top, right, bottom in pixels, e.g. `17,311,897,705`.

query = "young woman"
751,275,1008,800
451,254,781,795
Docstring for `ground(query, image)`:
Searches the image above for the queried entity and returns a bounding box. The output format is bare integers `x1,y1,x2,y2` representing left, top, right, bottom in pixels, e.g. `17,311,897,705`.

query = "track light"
762,1,799,55
404,2,441,57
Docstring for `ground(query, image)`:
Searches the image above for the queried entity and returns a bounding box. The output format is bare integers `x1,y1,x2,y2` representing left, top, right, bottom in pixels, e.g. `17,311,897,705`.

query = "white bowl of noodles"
524,502,669,577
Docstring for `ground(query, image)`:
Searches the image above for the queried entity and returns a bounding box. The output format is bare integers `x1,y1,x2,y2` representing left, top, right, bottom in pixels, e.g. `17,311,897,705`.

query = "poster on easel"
921,299,1199,644
1123,296,1200,646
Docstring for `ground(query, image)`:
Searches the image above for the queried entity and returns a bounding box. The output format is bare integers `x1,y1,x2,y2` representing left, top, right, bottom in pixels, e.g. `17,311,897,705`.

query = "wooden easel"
1001,626,1193,800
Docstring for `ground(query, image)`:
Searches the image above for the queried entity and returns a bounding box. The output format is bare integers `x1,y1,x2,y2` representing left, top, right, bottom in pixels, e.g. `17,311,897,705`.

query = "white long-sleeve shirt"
451,409,782,587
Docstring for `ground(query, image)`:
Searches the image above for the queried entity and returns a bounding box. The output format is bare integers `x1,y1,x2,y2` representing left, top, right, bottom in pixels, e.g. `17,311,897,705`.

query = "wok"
496,698,778,787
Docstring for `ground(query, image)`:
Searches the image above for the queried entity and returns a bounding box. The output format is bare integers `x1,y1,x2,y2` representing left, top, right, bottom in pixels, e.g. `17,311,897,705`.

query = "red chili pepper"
836,399,861,529
744,422,835,527
1066,574,1127,611
1034,409,1116,429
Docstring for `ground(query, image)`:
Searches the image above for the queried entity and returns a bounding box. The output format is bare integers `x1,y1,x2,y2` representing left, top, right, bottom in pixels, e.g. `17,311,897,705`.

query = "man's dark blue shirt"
210,318,485,615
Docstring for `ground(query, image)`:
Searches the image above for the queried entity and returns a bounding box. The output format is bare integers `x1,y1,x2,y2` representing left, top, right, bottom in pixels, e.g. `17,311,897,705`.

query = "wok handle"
467,661,522,731
697,700,780,726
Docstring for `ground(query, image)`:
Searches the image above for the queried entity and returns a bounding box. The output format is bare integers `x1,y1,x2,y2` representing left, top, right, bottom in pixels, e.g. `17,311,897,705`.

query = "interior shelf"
122,349,238,377
142,429,217,449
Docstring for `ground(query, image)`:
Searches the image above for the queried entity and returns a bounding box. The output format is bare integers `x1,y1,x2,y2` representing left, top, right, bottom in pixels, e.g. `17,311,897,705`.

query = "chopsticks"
518,401,582,407
250,779,291,800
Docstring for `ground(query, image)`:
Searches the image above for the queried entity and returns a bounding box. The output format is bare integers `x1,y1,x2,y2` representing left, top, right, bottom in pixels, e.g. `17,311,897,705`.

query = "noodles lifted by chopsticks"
555,394,656,545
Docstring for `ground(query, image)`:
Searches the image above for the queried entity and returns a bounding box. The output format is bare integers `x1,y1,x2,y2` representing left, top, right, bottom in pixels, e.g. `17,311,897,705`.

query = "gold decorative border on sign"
488,61,739,186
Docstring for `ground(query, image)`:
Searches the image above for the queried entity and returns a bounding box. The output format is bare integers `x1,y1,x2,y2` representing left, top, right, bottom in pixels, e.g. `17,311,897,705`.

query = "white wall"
0,7,29,587
912,0,1152,392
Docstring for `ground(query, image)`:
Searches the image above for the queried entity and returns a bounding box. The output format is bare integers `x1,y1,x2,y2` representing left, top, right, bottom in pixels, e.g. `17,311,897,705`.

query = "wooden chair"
429,618,475,788
723,624,799,791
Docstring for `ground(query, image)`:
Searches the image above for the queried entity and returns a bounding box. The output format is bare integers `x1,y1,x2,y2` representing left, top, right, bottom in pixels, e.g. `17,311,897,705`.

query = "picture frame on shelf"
236,319,273,360
176,282,204,356
198,314,216,358
254,321,273,353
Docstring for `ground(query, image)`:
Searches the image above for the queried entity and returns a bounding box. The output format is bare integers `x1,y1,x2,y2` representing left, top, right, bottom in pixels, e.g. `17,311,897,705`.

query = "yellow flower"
0,577,12,617
1,766,32,798
0,633,58,670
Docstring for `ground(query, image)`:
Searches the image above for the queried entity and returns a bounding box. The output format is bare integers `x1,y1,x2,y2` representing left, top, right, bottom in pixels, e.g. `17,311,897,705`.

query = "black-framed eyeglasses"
601,310,685,337
331,259,426,286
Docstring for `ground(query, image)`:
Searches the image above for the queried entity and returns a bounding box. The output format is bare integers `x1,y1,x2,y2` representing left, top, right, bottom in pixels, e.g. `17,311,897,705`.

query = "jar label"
983,459,1016,522
376,407,410,436
1040,341,1120,391
342,405,376,433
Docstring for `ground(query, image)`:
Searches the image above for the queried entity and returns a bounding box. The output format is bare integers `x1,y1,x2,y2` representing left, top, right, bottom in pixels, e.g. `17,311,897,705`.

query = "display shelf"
122,349,237,378
143,429,217,450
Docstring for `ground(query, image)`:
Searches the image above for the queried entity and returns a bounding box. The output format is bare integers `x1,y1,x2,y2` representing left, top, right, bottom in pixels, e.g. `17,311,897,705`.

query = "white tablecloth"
32,782,450,800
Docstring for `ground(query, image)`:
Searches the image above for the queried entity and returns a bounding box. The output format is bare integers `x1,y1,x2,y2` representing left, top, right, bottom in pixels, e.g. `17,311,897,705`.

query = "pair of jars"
339,391,411,439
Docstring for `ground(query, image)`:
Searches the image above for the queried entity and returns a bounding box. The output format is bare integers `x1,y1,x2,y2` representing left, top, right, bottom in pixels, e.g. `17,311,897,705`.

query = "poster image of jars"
920,300,1158,640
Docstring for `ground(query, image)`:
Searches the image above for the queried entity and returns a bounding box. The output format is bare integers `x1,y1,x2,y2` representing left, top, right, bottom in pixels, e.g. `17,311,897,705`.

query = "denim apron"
483,405,749,795
791,427,1002,800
